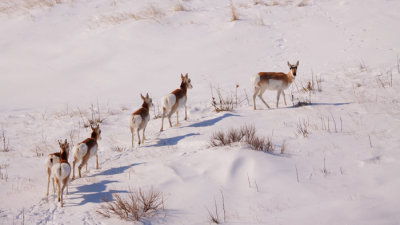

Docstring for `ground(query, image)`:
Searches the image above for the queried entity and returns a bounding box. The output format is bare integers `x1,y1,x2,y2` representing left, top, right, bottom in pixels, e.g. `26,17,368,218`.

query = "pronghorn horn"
181,73,184,79
185,73,188,78
146,93,149,98
64,139,67,145
141,93,145,100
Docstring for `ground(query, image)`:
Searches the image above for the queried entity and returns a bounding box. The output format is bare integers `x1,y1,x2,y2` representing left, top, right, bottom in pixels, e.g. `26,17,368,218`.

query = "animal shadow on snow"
90,163,144,177
186,113,239,128
69,180,128,206
147,133,200,147
287,102,351,109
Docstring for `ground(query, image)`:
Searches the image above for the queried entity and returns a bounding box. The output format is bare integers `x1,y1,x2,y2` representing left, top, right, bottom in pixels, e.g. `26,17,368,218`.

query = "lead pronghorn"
252,61,299,110
72,124,101,179
130,93,153,147
160,73,193,131
51,139,71,207
45,141,70,196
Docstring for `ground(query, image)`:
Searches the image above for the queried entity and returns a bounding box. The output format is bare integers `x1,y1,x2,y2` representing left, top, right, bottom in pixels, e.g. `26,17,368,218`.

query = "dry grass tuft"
211,89,234,113
296,118,310,137
1,128,10,152
297,0,309,7
172,1,186,11
97,187,164,221
210,125,274,153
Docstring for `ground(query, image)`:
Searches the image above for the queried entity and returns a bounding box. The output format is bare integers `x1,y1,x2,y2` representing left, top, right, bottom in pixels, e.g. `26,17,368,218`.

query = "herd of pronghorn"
45,61,299,207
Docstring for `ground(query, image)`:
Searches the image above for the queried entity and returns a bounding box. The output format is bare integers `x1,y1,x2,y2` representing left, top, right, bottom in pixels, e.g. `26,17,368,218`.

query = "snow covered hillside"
1,0,400,224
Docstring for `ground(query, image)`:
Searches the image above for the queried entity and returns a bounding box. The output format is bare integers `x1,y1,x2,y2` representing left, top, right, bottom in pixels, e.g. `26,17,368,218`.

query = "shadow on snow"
146,133,200,147
186,113,239,128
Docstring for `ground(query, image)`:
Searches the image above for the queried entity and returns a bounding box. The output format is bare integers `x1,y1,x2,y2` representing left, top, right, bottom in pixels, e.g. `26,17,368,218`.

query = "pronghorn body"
51,139,71,207
45,152,61,196
252,61,299,109
130,93,153,147
160,73,193,131
72,124,101,179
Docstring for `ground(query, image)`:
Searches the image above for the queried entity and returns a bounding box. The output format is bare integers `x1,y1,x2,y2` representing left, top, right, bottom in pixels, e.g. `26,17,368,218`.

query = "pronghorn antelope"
160,73,193,131
51,139,71,207
252,61,299,110
130,93,153,147
45,141,70,196
72,124,101,179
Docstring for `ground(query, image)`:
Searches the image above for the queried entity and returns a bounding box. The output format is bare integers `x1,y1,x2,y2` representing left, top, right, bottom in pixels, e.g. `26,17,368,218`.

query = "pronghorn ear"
146,93,149,98
296,60,299,66
140,93,145,100
185,73,188,78
58,140,62,146
287,61,291,67
181,73,184,79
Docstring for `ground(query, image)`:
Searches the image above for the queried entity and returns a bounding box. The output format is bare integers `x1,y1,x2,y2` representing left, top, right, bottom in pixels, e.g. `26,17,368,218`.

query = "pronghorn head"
287,61,299,77
58,139,70,159
181,73,193,89
140,93,153,109
90,124,101,141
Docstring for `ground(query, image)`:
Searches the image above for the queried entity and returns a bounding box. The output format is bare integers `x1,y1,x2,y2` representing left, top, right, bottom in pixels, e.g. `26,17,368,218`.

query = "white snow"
1,0,400,224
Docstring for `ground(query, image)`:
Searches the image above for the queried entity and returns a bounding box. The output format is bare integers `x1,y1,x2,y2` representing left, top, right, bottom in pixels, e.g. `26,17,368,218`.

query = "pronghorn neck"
179,82,188,94
141,101,150,110
60,148,68,162
91,130,98,140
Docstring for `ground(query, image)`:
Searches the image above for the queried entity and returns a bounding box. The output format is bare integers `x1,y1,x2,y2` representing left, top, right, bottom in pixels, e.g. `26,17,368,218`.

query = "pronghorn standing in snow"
252,61,299,110
160,73,193,131
51,139,71,207
45,141,70,196
72,124,101,179
130,93,153,147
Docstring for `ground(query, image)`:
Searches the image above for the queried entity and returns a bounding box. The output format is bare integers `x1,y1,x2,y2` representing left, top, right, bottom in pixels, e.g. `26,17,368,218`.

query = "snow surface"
1,0,400,224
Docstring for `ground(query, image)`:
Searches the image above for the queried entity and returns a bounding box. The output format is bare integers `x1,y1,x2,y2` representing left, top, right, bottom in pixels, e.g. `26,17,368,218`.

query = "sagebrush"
210,125,274,152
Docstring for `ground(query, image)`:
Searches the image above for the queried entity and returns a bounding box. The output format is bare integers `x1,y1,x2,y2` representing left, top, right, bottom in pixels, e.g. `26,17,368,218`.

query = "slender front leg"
258,93,270,109
253,86,260,110
282,90,287,106
46,168,51,196
160,107,166,131
176,111,179,125
137,128,141,145
130,127,134,148
142,127,146,142
184,106,187,120
72,158,76,179
96,154,99,169
276,90,282,108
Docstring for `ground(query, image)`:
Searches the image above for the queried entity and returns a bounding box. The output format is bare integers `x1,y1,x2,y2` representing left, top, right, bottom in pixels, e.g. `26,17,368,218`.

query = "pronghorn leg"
184,106,187,120
85,164,88,172
253,86,259,110
258,89,271,109
130,126,134,148
60,184,65,208
282,90,287,106
160,107,166,131
96,154,98,169
52,175,56,194
276,90,282,108
46,168,51,196
72,158,76,179
168,113,173,127
176,111,179,125
137,128,141,145
142,126,146,142
55,178,61,202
